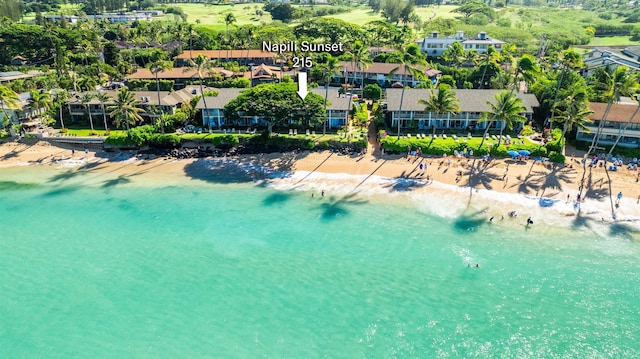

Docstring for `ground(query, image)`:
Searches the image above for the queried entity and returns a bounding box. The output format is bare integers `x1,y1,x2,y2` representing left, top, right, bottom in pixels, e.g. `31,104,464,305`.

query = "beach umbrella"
507,150,519,158
519,150,531,156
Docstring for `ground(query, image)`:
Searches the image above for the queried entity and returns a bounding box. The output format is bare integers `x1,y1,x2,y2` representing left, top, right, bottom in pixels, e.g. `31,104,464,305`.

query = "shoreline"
2,141,640,237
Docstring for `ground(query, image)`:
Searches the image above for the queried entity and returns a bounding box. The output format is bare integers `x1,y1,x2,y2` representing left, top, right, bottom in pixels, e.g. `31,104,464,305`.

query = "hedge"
105,126,181,148
380,136,548,157
248,134,315,150
212,134,240,148
105,133,133,146
148,134,181,148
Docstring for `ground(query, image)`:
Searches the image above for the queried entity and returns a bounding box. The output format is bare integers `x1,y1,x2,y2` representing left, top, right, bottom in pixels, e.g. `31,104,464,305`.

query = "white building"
582,47,640,77
44,12,156,24
417,31,504,57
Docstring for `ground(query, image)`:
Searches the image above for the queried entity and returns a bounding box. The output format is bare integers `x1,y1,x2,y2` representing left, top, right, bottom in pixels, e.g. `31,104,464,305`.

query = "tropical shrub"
363,84,382,100
548,151,565,163
104,133,132,146
545,128,563,153
127,125,156,146
520,125,535,136
148,134,181,148
212,134,239,148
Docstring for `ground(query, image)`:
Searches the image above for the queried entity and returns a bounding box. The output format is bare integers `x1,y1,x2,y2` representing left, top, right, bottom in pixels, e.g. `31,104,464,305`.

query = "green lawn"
170,3,458,27
588,36,637,46
163,3,271,29
318,7,383,25
62,128,125,137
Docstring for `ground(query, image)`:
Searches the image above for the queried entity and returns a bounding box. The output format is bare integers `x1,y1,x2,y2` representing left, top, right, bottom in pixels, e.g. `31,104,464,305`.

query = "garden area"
379,128,566,163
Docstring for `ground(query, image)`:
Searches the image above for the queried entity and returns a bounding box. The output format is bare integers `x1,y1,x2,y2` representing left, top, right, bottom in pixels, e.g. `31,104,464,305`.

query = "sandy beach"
2,139,640,229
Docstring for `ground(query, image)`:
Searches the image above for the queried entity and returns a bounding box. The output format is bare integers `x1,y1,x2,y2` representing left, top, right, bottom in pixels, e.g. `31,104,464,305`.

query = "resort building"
126,68,234,90
173,50,277,67
0,71,39,84
581,47,640,77
416,31,504,57
66,86,211,124
338,62,441,88
0,92,31,125
43,11,160,24
385,89,539,133
197,88,245,129
197,88,351,129
575,99,640,149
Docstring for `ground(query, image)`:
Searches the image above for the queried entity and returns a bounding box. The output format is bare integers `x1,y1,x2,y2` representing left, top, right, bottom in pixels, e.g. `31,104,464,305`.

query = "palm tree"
418,85,460,136
54,89,68,130
478,91,527,150
512,54,539,92
442,41,465,67
185,54,213,130
181,95,201,124
95,92,111,132
586,66,637,156
224,13,236,61
550,87,594,155
0,85,21,128
351,41,372,93
186,24,199,60
318,55,342,134
476,47,500,89
28,90,52,120
147,59,173,133
609,94,640,155
386,44,427,138
81,93,96,134
547,49,584,130
108,88,144,131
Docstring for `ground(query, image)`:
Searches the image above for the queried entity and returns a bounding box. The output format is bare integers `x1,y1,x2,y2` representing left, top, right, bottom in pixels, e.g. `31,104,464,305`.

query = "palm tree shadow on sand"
463,159,501,193
183,153,305,185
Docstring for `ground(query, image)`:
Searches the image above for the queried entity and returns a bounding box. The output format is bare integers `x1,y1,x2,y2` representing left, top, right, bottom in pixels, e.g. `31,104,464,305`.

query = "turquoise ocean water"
1,163,640,358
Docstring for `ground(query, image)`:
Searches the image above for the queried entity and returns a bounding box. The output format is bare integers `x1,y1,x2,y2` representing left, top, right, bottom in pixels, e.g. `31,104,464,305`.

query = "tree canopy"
224,83,326,133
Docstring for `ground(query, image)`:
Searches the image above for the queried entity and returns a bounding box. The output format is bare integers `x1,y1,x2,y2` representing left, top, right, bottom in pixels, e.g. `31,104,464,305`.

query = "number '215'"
292,57,312,68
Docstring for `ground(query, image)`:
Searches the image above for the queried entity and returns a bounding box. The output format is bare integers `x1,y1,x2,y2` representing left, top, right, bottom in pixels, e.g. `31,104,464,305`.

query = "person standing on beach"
616,192,622,205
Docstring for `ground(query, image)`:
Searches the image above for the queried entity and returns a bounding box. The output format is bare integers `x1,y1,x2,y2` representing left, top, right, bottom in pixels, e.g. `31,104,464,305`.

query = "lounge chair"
294,129,298,135
306,129,310,136
312,131,316,137
289,129,293,135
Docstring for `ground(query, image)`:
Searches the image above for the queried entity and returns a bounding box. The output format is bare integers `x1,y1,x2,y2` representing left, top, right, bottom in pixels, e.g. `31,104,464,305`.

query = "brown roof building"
126,67,234,89
173,50,277,67
339,61,441,88
576,101,640,149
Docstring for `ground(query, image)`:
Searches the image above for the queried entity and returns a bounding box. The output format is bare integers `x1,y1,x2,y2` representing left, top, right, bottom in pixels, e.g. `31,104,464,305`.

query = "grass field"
588,36,638,46
63,128,125,137
162,3,271,30
167,3,458,28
